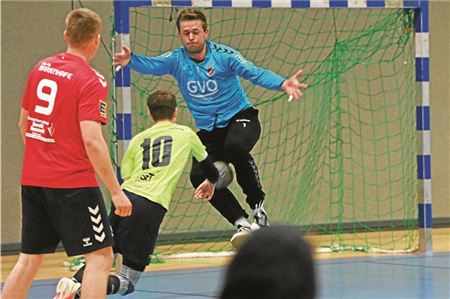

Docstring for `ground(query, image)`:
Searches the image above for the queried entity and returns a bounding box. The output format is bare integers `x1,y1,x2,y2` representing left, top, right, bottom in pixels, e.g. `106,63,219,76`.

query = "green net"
110,7,418,254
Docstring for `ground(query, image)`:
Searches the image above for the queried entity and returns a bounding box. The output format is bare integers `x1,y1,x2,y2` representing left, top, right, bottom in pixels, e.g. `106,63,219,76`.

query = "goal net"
111,6,418,255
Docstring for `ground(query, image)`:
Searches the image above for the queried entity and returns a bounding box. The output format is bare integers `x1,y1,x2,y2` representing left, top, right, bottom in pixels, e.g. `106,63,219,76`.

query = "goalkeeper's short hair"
176,8,208,32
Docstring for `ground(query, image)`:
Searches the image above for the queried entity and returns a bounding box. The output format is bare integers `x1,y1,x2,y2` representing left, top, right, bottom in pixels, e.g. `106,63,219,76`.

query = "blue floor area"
23,252,450,298
317,253,450,299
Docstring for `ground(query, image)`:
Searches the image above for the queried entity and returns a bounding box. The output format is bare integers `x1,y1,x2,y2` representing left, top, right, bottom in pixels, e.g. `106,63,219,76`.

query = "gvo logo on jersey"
187,79,219,99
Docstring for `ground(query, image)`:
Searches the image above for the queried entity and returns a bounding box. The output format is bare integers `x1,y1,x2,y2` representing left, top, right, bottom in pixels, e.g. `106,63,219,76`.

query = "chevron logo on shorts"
88,205,105,243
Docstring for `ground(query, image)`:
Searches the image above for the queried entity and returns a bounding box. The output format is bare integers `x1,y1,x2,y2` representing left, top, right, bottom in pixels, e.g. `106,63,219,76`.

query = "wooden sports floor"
1,228,449,298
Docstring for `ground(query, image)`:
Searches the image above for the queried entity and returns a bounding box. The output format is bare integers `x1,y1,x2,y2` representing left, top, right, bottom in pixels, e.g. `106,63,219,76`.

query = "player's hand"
281,69,308,101
111,191,132,217
194,179,216,201
113,46,132,68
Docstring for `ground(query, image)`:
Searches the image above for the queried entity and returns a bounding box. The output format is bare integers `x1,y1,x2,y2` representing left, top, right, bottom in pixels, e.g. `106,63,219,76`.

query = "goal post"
111,0,431,254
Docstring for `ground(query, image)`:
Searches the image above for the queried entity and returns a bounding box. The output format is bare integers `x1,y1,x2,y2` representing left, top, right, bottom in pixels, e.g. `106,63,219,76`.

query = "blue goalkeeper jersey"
129,40,286,131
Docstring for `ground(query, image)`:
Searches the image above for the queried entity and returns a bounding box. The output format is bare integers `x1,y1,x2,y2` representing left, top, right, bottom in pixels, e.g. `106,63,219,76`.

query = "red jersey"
21,52,108,188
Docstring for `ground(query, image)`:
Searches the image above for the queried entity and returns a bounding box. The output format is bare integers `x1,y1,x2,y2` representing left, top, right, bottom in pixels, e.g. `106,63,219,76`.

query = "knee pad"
123,258,146,272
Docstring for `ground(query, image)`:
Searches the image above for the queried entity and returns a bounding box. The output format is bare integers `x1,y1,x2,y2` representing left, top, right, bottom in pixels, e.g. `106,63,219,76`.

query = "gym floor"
1,228,449,298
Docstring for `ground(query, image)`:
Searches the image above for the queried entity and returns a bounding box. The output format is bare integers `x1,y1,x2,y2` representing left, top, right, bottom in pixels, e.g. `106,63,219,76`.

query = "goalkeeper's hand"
113,46,132,69
281,69,308,101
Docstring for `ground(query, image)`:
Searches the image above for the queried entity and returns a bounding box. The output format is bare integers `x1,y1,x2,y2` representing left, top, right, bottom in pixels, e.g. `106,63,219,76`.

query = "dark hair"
65,8,101,47
147,90,177,121
176,8,208,32
220,226,316,299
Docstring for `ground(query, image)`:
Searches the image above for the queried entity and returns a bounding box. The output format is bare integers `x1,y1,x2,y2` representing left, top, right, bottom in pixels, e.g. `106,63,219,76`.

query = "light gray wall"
1,1,449,247
429,1,450,219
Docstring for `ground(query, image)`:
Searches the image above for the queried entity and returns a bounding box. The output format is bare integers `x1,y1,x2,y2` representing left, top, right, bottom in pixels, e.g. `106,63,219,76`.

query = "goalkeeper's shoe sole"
230,223,260,249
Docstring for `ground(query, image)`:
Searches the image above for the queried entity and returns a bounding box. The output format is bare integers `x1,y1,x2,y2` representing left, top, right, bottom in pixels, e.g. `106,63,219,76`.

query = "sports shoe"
253,201,269,226
53,277,81,299
230,224,252,249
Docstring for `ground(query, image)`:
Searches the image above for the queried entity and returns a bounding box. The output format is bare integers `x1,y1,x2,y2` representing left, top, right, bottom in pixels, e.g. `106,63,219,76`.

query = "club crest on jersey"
99,100,107,118
207,66,215,77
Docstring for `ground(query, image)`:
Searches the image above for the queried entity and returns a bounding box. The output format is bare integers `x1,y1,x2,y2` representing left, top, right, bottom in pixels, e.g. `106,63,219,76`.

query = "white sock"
234,217,251,228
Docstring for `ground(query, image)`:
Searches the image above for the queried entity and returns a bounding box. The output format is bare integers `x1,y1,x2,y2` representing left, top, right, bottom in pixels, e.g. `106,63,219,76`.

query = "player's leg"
2,253,44,299
192,160,252,248
81,247,113,297
225,107,269,226
190,128,250,224
109,191,167,295
190,129,254,248
72,191,166,296
191,158,249,224
51,187,114,299
2,186,60,299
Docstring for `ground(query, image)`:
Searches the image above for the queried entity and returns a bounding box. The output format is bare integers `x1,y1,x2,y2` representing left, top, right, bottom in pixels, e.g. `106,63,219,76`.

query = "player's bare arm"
18,108,29,144
113,46,132,68
281,69,308,101
80,120,132,217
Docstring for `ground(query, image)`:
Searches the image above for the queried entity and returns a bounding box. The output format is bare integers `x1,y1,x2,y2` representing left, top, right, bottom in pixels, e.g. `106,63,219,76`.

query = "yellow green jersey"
120,121,208,210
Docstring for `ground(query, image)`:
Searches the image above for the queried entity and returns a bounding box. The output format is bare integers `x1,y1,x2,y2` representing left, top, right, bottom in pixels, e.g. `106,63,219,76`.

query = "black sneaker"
253,201,269,227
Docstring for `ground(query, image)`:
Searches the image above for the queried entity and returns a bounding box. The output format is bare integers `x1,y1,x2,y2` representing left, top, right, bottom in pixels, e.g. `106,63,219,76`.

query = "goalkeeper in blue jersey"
56,90,220,297
113,8,307,248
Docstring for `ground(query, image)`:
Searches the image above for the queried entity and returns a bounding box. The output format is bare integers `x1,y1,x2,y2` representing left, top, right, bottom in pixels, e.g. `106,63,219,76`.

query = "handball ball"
214,161,234,189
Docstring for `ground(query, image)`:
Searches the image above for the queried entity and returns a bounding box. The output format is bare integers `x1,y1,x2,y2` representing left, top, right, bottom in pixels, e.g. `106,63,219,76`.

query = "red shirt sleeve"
78,69,108,124
21,69,36,111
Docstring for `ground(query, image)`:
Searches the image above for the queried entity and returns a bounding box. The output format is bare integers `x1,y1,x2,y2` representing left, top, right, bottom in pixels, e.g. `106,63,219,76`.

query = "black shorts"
21,186,114,256
110,190,166,270
196,107,261,162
